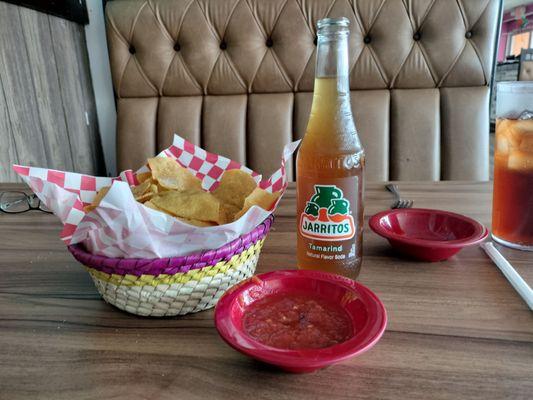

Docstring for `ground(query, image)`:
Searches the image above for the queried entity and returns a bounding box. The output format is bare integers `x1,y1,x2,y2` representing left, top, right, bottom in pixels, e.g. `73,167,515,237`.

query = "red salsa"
243,292,352,350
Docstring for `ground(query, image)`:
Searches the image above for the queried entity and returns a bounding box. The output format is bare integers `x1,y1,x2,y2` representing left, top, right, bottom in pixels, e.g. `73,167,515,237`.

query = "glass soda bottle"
296,17,365,280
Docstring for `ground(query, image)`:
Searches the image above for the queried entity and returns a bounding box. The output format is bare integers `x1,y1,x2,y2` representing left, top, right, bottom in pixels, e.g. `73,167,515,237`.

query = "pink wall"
498,4,533,62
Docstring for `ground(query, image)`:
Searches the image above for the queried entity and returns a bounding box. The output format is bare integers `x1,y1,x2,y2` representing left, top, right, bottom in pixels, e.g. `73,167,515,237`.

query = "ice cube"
511,119,533,133
495,133,509,155
508,149,533,171
497,119,521,147
496,118,512,132
510,120,533,148
518,110,533,120
520,135,533,152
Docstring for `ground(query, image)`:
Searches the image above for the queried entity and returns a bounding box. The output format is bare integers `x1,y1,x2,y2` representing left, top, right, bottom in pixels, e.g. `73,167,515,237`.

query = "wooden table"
0,182,531,400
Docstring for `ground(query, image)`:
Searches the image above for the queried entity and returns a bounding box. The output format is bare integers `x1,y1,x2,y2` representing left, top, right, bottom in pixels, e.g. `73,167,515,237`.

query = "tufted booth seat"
106,0,501,181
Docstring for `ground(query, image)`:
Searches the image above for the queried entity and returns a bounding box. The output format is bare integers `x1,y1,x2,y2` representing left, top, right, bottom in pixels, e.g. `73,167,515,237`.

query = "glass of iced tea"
492,82,533,250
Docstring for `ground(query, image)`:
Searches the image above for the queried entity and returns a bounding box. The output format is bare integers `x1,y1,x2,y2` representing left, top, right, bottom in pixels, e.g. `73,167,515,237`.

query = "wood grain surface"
0,2,104,181
0,182,532,400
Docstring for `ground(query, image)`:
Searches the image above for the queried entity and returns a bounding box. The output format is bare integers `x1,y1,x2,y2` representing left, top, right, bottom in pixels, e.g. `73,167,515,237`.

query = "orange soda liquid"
492,118,533,249
296,77,365,279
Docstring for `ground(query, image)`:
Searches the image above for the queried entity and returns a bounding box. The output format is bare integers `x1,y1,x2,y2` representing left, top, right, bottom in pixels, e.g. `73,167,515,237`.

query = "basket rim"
68,215,273,277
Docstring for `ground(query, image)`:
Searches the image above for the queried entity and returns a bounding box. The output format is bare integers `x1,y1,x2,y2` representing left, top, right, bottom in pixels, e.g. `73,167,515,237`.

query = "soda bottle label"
298,177,359,261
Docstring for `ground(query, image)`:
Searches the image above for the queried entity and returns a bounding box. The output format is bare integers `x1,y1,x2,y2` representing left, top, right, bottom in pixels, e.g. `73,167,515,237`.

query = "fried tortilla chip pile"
84,157,281,227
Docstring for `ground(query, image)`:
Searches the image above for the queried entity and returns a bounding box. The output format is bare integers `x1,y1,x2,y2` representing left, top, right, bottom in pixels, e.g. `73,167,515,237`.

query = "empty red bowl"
214,270,387,373
369,208,488,262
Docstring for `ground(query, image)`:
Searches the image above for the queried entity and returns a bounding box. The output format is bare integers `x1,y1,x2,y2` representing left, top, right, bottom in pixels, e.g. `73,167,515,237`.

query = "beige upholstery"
106,0,501,181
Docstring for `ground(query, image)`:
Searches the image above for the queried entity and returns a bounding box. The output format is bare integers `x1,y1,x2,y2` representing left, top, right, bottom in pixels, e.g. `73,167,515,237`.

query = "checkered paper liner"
13,135,300,258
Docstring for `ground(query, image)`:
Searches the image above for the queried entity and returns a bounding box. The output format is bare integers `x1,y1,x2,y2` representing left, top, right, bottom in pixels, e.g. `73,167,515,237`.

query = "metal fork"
385,184,414,209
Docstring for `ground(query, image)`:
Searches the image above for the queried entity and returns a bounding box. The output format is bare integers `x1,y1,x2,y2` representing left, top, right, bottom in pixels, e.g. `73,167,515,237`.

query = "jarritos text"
299,185,355,241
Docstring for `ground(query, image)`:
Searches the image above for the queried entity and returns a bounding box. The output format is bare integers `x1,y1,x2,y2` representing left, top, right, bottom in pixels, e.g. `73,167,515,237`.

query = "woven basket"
68,216,273,317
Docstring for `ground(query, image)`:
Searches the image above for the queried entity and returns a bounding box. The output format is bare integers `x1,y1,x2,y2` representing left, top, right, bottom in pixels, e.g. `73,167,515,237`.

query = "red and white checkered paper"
13,135,300,258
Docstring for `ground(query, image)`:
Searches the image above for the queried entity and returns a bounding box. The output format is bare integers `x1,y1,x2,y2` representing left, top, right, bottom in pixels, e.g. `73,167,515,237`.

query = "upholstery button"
266,37,273,47
363,35,371,44
465,31,473,39
413,32,421,41
313,36,317,46
128,45,136,54
220,41,227,50
173,42,180,52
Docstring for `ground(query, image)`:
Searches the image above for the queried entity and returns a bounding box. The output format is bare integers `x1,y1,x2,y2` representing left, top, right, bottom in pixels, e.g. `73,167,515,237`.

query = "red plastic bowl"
214,270,387,373
369,208,488,262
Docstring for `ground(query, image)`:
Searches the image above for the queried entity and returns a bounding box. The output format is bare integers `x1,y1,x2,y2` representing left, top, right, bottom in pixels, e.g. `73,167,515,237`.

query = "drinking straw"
481,242,533,311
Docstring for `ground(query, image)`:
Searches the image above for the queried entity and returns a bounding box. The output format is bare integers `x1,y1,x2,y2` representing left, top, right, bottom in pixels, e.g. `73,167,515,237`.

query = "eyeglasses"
0,191,52,214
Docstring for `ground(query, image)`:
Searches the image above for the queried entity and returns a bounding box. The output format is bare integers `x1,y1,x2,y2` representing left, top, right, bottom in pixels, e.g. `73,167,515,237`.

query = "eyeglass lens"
0,192,52,213
0,192,30,213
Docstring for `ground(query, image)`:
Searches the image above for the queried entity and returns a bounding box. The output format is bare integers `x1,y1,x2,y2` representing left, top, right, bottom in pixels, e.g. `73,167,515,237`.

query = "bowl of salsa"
214,270,387,373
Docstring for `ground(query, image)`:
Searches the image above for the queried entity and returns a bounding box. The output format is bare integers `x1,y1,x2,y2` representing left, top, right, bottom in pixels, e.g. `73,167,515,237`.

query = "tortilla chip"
148,157,202,192
150,190,220,223
234,188,281,220
146,195,218,226
131,180,151,198
83,186,110,213
136,172,153,184
135,192,155,203
156,183,170,193
213,169,257,209
219,203,240,224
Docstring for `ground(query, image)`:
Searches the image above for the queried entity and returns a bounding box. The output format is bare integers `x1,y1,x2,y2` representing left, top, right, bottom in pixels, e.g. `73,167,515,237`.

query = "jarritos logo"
299,185,355,241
